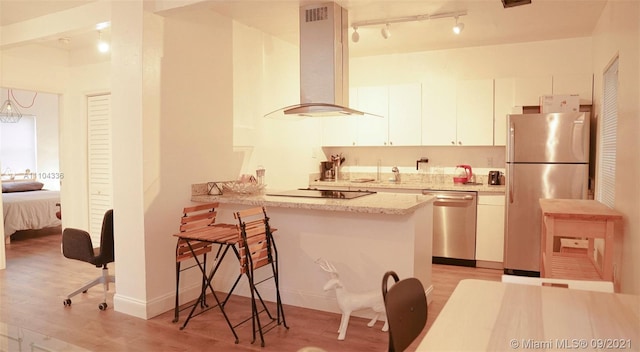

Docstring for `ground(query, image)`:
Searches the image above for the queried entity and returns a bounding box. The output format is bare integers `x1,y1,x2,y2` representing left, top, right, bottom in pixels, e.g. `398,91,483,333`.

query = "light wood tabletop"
418,279,639,351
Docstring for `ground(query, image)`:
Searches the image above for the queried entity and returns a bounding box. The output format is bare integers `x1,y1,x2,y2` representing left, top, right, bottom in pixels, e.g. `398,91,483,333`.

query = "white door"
87,94,113,243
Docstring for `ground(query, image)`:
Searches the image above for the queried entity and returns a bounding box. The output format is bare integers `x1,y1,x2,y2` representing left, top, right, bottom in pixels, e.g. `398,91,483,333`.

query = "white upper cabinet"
356,85,389,146
387,83,422,146
513,75,552,106
552,73,593,104
322,84,422,146
422,77,457,146
423,78,493,146
456,79,494,146
321,88,359,146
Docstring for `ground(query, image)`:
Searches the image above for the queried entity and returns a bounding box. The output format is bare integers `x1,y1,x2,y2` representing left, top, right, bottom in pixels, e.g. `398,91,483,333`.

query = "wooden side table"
539,199,623,282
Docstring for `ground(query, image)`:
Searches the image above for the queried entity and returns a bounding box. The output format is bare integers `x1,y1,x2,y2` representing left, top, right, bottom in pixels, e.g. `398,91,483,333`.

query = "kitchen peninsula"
190,183,435,319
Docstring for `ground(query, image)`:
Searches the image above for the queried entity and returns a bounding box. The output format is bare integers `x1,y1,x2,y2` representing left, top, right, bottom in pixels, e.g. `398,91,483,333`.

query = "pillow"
2,181,44,193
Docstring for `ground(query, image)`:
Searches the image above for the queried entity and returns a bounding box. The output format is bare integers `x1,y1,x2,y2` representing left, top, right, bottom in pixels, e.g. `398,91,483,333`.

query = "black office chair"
382,271,427,352
62,209,115,311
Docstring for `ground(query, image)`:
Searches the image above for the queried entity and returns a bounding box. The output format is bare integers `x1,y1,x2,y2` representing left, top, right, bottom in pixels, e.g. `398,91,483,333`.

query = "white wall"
232,21,323,190
60,61,110,231
591,0,640,294
350,37,593,85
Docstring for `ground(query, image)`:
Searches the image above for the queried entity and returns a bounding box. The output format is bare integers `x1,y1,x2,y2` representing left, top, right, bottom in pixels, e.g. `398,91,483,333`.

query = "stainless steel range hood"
265,2,378,118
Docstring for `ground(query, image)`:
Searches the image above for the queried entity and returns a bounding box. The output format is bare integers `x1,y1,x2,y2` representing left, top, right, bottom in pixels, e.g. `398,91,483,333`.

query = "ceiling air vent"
305,6,329,22
502,0,532,8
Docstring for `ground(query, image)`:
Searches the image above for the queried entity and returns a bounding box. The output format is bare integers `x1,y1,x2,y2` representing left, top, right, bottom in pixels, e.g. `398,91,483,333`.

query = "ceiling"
0,0,608,57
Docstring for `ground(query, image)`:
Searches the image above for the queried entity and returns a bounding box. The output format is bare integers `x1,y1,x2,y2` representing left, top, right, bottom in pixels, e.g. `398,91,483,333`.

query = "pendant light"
0,89,38,123
0,90,23,123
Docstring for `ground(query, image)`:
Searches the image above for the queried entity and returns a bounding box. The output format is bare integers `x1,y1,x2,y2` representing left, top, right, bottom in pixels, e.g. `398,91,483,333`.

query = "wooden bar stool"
229,206,289,347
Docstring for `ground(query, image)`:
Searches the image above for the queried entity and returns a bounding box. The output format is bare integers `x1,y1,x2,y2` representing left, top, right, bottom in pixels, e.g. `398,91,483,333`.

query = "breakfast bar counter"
192,189,433,215
189,184,435,320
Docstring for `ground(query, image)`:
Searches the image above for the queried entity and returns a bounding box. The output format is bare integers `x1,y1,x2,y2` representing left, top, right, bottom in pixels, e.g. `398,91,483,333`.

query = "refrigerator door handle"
508,120,515,162
572,117,586,160
508,164,514,204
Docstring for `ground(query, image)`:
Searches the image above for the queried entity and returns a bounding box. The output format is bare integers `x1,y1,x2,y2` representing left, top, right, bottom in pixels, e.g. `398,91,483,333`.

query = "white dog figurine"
316,258,388,340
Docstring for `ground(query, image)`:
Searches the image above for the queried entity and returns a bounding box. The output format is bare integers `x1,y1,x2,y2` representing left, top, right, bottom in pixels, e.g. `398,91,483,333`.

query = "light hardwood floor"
1,229,502,351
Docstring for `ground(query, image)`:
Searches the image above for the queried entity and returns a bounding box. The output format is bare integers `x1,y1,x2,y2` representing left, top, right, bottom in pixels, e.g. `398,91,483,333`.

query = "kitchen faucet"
392,166,401,182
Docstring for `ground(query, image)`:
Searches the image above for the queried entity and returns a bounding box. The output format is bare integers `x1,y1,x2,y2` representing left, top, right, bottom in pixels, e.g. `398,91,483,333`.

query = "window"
0,116,37,176
596,57,618,208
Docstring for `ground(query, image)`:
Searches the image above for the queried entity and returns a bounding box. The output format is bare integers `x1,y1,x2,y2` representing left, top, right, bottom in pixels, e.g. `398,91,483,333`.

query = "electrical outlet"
311,149,317,159
487,157,494,167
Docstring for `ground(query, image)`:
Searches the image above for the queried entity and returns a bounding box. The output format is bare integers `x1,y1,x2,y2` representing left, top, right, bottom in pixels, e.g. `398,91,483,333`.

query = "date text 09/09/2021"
510,338,632,350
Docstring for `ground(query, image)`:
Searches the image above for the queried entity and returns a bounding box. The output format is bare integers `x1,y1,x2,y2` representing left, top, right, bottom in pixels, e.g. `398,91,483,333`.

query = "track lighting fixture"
381,24,391,39
351,10,467,43
352,26,360,43
453,17,465,35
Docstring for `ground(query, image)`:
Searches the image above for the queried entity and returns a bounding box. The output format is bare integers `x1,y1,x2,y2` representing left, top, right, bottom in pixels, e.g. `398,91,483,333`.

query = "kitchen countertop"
191,190,434,215
308,179,506,193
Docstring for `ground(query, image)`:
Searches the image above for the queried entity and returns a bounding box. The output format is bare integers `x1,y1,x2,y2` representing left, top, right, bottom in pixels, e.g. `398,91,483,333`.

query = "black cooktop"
266,188,376,199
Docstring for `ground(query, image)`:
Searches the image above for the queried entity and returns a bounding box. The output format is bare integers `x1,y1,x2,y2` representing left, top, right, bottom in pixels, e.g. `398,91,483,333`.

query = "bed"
2,180,61,243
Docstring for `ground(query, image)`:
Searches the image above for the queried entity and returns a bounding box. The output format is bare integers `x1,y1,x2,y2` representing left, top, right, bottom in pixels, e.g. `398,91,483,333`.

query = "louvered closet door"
88,94,113,242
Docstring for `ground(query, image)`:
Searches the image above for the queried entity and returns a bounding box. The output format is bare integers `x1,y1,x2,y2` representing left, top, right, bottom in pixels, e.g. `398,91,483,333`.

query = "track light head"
381,24,391,39
453,17,464,35
97,30,110,53
352,26,360,43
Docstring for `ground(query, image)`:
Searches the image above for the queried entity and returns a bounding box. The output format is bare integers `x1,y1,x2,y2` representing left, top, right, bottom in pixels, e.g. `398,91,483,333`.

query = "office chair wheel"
82,290,88,294
63,298,72,307
99,303,108,311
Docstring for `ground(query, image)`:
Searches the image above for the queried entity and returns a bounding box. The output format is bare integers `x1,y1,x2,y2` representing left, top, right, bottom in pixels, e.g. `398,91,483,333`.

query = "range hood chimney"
265,2,377,118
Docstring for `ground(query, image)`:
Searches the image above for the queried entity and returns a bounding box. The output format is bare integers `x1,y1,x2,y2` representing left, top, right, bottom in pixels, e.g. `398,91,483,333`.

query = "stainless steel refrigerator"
504,112,590,275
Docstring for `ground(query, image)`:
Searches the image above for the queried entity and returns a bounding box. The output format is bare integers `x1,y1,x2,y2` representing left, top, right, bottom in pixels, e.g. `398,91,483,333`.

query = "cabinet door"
356,86,388,146
476,195,505,263
553,74,593,104
321,88,358,146
456,79,494,146
514,76,552,106
422,77,457,146
494,78,515,146
388,83,422,146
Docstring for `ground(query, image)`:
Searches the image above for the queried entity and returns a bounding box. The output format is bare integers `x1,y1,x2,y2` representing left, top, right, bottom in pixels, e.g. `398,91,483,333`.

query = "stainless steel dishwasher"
423,190,477,267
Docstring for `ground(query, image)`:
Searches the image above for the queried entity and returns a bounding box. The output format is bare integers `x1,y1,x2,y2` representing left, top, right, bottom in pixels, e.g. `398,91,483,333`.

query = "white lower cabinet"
476,194,505,265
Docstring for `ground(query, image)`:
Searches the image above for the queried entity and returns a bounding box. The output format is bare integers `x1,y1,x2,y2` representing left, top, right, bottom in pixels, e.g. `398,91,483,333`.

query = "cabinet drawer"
478,194,505,206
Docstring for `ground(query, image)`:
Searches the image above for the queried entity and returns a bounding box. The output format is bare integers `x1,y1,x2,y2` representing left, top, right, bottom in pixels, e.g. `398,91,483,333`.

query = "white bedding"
3,190,61,238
